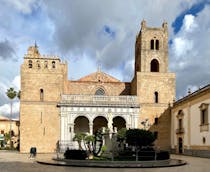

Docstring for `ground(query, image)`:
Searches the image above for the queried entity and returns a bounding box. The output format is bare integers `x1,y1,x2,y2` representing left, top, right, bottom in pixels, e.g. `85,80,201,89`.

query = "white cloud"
0,101,19,117
183,14,198,32
12,75,20,90
170,5,210,98
3,0,40,14
172,37,193,58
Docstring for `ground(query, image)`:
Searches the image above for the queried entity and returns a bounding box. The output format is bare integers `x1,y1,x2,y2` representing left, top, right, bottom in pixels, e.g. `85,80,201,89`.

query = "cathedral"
20,20,175,153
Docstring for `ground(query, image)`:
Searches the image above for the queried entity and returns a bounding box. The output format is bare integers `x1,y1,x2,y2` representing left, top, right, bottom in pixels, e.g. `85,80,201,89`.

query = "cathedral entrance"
74,116,89,134
93,116,108,134
113,116,126,131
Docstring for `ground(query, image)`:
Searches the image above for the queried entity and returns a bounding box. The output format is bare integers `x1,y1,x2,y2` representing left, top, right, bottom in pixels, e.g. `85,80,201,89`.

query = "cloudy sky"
0,0,210,118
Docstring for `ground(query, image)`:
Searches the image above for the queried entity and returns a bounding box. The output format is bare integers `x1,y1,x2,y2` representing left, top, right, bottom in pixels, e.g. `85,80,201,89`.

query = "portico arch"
74,116,89,134
113,116,126,131
93,116,108,134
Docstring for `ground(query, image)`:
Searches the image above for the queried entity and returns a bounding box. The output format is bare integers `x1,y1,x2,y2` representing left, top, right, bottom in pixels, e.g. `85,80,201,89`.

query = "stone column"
89,122,93,135
107,110,113,133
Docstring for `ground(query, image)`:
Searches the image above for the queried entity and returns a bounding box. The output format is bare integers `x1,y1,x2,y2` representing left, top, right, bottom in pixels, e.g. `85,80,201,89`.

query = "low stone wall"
171,148,210,159
184,149,210,158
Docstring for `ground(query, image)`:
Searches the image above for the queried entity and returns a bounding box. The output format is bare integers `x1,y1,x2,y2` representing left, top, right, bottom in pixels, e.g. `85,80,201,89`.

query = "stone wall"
149,106,171,151
67,81,130,96
20,103,60,153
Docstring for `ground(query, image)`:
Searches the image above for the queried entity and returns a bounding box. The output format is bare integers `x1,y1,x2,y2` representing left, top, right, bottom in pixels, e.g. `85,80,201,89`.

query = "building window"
154,117,158,125
154,92,158,103
154,131,158,139
176,110,185,134
178,119,182,129
52,61,56,68
1,130,4,134
151,59,159,72
95,88,105,95
37,60,41,69
199,103,209,132
28,60,33,68
201,109,206,125
156,40,159,50
44,61,48,68
150,40,154,50
40,89,44,101
203,137,206,144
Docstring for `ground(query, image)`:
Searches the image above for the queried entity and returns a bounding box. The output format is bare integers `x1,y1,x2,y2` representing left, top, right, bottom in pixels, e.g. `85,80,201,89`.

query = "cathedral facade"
20,21,175,153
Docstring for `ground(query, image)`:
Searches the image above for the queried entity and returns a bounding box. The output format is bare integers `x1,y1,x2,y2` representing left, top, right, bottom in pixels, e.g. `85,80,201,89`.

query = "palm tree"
84,135,95,154
17,90,21,100
6,87,17,148
73,133,86,150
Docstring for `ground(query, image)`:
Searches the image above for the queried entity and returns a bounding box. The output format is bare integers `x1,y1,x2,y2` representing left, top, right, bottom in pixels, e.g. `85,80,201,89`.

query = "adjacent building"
0,115,19,147
171,85,210,158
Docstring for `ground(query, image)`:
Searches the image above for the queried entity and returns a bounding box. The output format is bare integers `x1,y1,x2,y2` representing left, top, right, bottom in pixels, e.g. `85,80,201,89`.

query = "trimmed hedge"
64,149,87,160
156,151,170,160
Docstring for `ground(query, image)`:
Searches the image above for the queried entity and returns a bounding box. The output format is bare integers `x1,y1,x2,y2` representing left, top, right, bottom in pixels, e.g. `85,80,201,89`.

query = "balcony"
59,94,140,108
176,128,185,134
200,124,209,132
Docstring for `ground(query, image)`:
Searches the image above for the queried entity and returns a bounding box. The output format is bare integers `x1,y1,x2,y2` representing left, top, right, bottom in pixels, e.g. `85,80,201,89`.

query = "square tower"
131,20,176,128
20,45,68,153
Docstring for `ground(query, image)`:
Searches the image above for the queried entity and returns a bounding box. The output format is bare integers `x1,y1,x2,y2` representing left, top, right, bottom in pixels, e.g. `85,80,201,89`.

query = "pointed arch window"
95,88,105,95
154,91,158,103
40,89,44,101
150,40,154,50
28,60,33,68
156,40,159,50
151,59,159,72
52,61,56,68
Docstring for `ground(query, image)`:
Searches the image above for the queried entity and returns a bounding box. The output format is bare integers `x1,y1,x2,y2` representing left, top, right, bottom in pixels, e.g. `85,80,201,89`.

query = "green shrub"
156,151,170,160
126,129,156,148
138,150,155,161
64,149,87,160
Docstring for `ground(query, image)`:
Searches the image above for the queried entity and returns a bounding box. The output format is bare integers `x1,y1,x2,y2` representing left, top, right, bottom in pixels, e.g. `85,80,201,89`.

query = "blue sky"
1,0,210,118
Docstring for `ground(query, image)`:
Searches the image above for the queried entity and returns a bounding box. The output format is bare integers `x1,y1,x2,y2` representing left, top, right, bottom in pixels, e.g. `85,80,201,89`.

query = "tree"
126,129,155,149
73,133,86,150
117,128,127,142
6,87,17,148
84,135,95,153
117,128,127,149
126,129,156,161
17,90,21,100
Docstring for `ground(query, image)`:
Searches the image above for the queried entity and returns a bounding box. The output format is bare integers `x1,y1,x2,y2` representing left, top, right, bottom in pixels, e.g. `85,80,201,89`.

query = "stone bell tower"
20,44,68,153
131,20,176,127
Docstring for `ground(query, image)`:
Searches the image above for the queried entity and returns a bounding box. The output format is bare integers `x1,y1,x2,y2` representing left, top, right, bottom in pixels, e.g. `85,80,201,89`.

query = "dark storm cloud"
42,0,190,73
0,40,16,60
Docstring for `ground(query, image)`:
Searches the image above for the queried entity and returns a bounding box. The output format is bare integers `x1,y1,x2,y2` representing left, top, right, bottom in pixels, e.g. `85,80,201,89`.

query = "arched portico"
59,94,140,151
74,116,89,134
113,116,126,132
93,116,108,134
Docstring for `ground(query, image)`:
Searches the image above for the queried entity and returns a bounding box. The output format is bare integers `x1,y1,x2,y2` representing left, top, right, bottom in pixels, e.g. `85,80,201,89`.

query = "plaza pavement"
0,151,210,172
